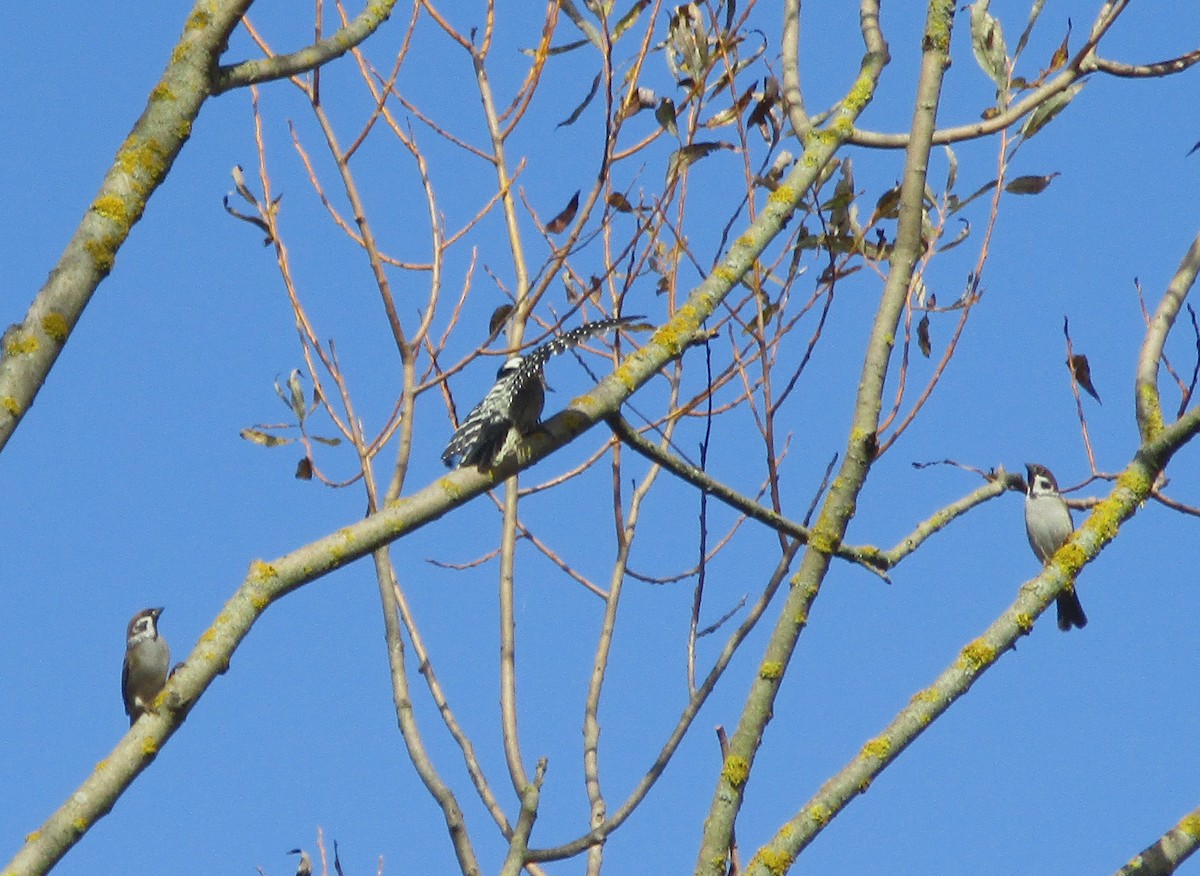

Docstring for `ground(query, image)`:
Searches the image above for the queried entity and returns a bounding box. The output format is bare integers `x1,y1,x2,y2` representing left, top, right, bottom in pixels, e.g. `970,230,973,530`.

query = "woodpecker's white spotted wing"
442,316,642,468
441,357,524,469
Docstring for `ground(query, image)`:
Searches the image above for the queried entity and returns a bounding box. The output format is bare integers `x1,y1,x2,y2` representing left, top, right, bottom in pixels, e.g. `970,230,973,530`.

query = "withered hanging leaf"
521,39,587,57
874,185,902,220
1047,20,1071,73
912,275,928,308
969,0,1010,90
545,191,580,234
754,150,793,191
703,106,738,130
1005,172,1059,195
619,87,656,121
558,73,601,128
1021,81,1084,138
741,299,780,334
289,370,306,420
607,192,634,213
747,77,779,130
966,272,982,302
489,304,514,336
827,159,856,236
936,218,971,254
230,165,258,207
655,98,678,137
943,144,958,192
312,435,343,447
948,178,999,216
656,275,670,295
708,40,760,98
222,195,274,246
239,428,292,448
724,0,736,33
295,457,314,480
613,0,651,40
1068,354,1102,403
917,314,932,357
1011,0,1046,60
666,3,708,84
665,141,734,185
704,84,755,128
274,369,308,421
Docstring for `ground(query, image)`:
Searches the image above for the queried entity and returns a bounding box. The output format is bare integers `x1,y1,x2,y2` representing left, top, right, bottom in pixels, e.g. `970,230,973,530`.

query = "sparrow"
122,607,170,724
1024,464,1088,631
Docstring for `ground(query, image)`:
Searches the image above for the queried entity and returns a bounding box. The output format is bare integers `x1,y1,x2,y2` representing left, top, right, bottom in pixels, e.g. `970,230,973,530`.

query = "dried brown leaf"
545,191,580,234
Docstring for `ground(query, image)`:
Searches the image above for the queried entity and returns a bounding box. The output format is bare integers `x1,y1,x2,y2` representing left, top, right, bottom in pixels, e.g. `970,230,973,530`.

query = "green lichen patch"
4,332,38,356
84,238,116,273
249,560,278,580
861,736,891,761
759,660,784,680
959,639,996,671
748,847,796,875
41,312,69,341
91,194,130,226
722,754,750,788
805,802,831,827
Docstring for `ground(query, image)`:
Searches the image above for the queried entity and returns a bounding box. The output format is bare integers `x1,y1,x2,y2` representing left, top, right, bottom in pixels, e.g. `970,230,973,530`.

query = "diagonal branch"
1115,802,1200,876
743,401,1200,872
607,414,890,578
693,0,895,867
879,469,1018,566
1092,47,1200,78
0,0,253,455
1136,232,1200,442
214,1,400,93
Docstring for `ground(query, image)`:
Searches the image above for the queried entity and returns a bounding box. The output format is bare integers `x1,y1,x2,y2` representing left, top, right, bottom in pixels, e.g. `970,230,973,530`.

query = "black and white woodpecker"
441,315,642,469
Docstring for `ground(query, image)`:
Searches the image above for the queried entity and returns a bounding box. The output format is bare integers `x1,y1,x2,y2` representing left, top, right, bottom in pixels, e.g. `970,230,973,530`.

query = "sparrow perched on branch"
122,607,170,724
1024,464,1088,631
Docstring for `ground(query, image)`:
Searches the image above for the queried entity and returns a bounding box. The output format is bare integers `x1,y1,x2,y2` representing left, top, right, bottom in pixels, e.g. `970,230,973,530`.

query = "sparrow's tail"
1056,588,1088,631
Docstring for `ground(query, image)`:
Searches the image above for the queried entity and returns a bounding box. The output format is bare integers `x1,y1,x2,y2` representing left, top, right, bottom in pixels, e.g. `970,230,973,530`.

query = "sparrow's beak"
150,607,164,620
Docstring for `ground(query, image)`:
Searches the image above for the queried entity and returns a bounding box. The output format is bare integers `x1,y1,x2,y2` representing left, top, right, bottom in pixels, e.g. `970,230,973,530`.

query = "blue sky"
3,3,1199,875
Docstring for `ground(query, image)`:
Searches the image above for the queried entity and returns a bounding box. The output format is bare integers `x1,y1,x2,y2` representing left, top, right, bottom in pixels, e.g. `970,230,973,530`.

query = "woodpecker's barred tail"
442,315,643,469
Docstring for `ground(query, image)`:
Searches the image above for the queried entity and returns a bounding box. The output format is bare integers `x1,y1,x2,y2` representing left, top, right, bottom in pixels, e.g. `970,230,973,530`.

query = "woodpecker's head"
496,356,524,379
